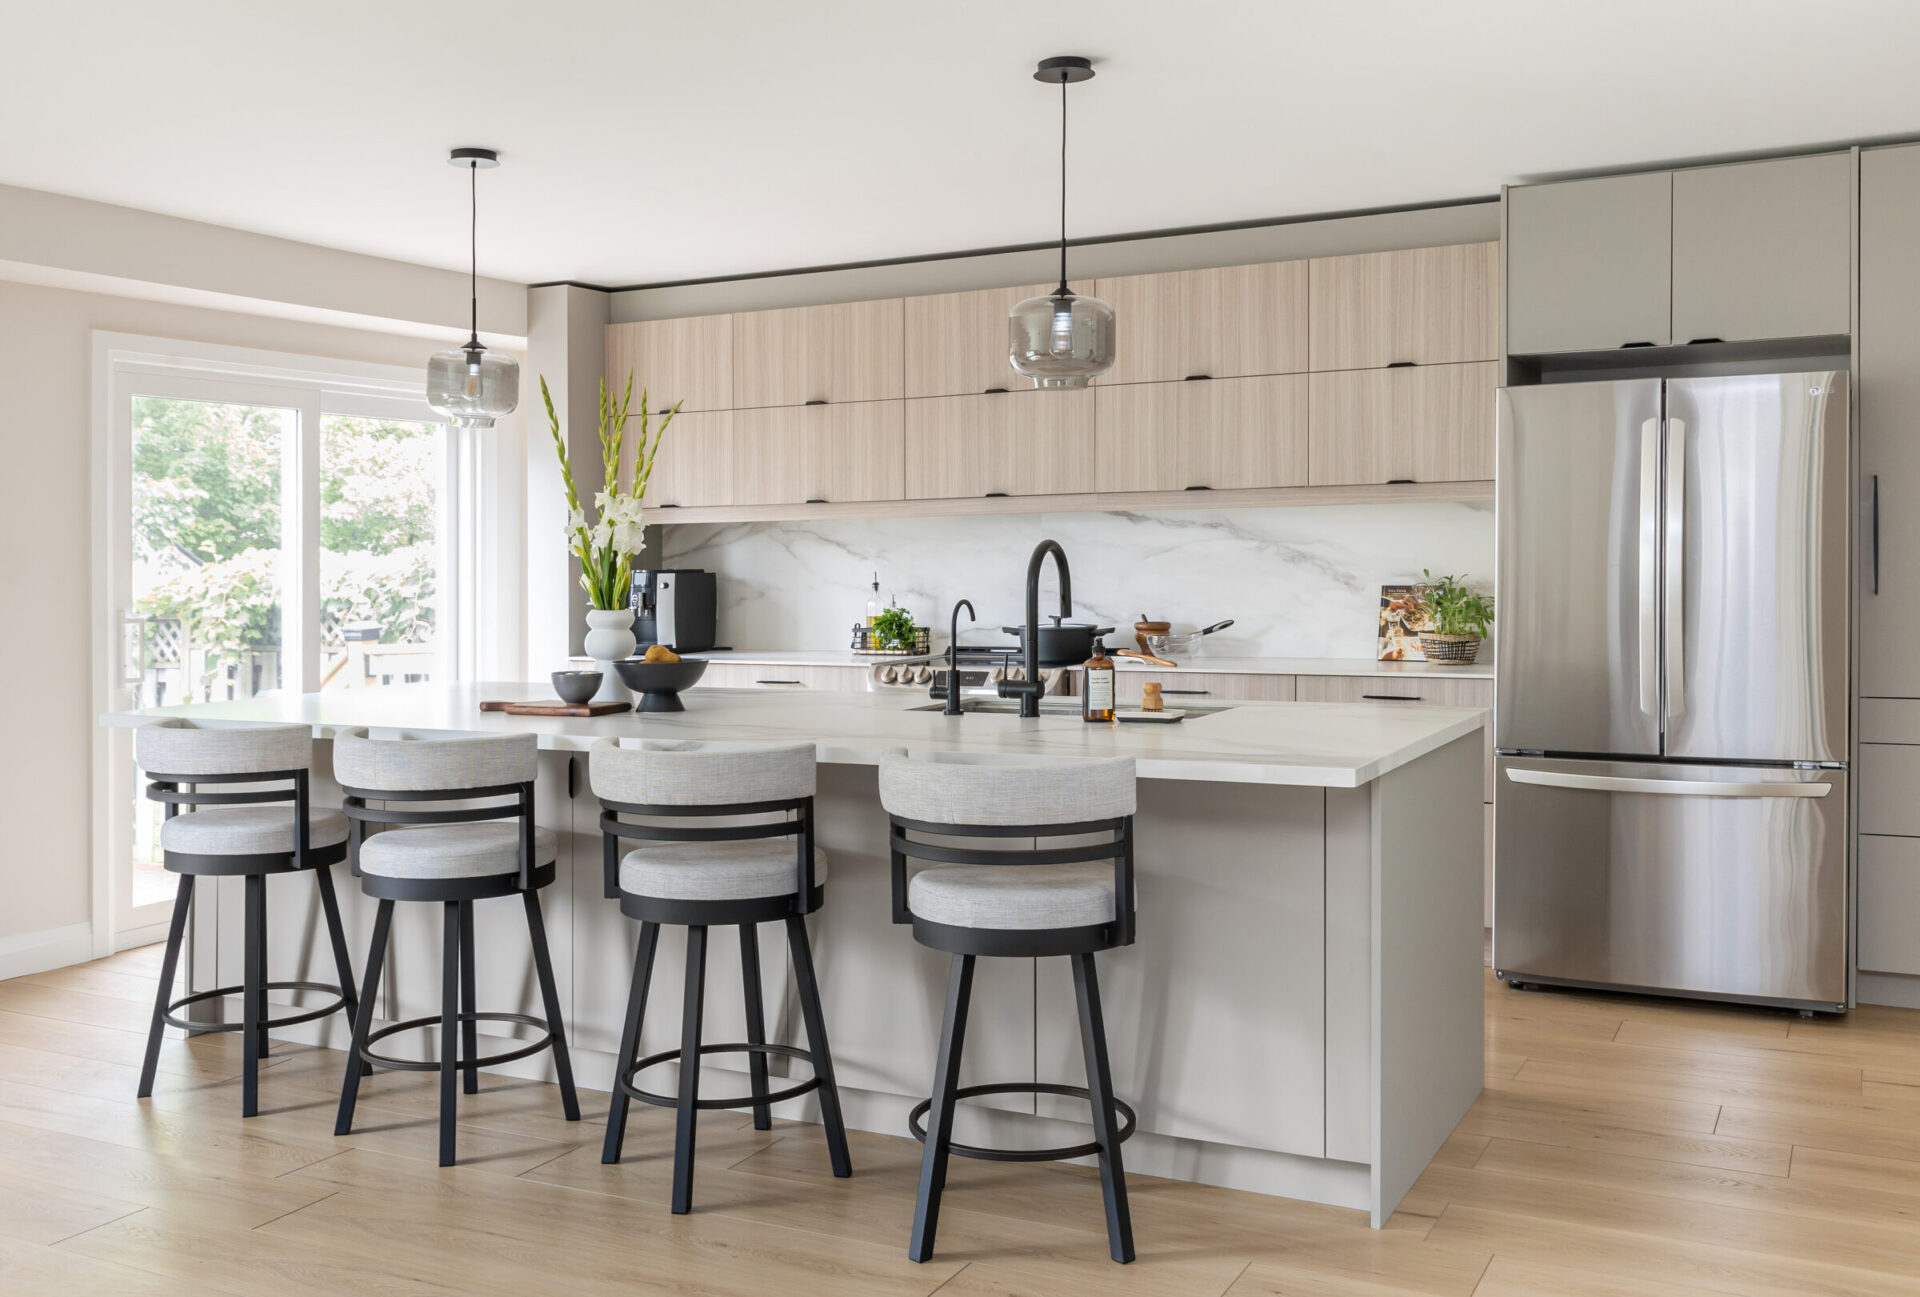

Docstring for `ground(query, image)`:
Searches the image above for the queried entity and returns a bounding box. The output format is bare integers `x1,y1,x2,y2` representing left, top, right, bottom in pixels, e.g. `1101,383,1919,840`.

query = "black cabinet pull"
1873,473,1881,595
984,491,1009,498
804,398,828,406
805,498,827,504
1387,360,1417,368
1619,341,1656,349
1362,693,1421,701
983,386,1008,394
756,679,804,686
656,502,679,508
1162,688,1210,696
567,756,577,799
1184,484,1212,491
1387,478,1416,485
1184,373,1213,381
1687,337,1725,346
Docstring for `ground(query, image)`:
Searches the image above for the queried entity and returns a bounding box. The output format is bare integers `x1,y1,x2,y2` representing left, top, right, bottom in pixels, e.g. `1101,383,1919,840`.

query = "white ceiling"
5,1,1917,287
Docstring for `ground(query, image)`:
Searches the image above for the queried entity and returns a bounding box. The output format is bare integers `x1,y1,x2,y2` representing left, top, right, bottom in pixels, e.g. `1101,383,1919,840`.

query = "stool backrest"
333,728,540,887
590,739,819,910
136,719,312,778
878,753,1137,944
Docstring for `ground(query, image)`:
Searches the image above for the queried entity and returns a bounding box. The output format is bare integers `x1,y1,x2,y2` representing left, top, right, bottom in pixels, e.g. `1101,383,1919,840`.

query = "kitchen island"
103,683,1486,1226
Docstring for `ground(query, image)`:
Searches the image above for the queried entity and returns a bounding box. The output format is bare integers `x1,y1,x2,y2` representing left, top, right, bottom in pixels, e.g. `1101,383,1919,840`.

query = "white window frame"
88,332,481,953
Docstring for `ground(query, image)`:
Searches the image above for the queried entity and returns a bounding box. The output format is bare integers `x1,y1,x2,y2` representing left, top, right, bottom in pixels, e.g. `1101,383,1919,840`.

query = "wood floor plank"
0,1169,143,1247
0,1232,252,1297
1715,1104,1920,1164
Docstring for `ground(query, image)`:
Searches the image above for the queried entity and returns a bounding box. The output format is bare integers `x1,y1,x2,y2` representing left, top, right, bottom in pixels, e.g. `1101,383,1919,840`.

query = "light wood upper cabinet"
605,314,734,412
1096,375,1308,493
733,402,903,505
905,390,1095,499
1309,243,1499,370
1185,261,1310,379
732,299,904,407
1093,271,1187,385
1308,362,1496,486
642,410,735,509
904,283,1056,397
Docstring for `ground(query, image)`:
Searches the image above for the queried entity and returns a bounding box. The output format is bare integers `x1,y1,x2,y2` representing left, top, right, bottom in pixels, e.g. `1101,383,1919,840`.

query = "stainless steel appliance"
631,569,717,652
1494,372,1851,1011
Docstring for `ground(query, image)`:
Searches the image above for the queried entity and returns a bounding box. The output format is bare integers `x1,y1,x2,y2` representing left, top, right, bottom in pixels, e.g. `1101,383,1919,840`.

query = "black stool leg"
671,924,709,1214
439,900,460,1166
313,866,368,1077
909,952,975,1263
523,889,580,1122
787,913,851,1178
335,899,392,1136
458,900,480,1096
602,920,659,1163
739,924,772,1131
1073,952,1134,1264
137,873,193,1099
241,873,265,1117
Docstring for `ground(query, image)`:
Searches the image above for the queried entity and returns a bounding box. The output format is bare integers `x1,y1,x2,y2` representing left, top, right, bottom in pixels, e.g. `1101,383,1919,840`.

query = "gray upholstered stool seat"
907,862,1115,931
620,841,829,901
361,823,559,880
160,805,350,856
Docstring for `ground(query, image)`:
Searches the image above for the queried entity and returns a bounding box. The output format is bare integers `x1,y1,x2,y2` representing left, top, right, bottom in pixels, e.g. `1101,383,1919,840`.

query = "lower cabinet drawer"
1112,671,1297,705
1860,744,1920,837
1297,674,1494,798
1860,835,1920,976
690,663,868,691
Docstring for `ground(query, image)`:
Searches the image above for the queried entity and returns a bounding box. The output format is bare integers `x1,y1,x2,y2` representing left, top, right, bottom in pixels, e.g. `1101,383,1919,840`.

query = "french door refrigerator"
1493,372,1851,1012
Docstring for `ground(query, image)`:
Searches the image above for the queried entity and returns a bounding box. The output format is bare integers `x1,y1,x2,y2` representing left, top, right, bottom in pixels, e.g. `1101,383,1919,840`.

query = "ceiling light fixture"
1009,56,1115,389
427,147,519,429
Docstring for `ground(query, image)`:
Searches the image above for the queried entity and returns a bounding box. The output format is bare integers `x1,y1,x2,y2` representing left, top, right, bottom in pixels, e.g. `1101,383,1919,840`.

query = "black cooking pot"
1001,619,1116,668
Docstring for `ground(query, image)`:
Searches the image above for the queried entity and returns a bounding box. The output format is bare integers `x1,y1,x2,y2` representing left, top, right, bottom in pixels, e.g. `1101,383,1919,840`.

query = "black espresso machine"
630,569,717,652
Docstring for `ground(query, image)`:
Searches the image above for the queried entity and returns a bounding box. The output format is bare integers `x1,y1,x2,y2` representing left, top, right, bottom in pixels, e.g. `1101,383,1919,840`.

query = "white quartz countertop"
104,682,1487,789
595,649,1495,680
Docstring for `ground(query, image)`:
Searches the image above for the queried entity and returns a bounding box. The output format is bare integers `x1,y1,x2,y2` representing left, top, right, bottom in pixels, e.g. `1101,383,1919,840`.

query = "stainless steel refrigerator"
1493,372,1851,1012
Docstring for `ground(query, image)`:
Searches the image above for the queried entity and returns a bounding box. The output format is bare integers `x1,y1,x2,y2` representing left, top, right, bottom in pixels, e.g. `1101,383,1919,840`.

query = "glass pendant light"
427,147,520,428
1009,56,1115,389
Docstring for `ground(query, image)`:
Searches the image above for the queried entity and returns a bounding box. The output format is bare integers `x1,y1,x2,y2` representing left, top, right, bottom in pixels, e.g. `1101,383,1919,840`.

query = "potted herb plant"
541,371,679,703
1414,570,1494,665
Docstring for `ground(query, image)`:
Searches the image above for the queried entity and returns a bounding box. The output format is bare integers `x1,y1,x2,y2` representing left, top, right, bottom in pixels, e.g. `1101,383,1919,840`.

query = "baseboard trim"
1857,971,1920,1009
0,922,96,981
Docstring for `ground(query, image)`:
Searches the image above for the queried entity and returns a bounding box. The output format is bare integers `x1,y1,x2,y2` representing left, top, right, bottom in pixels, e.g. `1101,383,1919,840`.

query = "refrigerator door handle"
1664,415,1686,719
1638,416,1660,715
1504,768,1831,798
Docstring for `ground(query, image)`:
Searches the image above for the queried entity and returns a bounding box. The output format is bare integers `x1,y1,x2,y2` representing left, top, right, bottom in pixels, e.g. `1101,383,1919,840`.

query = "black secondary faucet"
999,539,1071,718
944,598,975,716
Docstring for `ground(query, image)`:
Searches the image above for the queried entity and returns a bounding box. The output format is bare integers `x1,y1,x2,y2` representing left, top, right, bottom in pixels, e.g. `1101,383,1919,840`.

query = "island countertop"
103,680,1486,789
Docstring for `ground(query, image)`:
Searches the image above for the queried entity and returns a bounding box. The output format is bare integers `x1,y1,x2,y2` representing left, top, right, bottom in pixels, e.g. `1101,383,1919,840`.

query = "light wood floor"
2,947,1919,1296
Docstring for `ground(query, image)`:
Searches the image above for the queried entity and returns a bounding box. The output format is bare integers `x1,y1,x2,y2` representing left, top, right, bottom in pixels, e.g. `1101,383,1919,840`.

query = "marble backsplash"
658,503,1496,660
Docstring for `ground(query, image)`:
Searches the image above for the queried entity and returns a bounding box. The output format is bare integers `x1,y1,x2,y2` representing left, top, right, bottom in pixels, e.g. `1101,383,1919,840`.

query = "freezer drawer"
1493,757,1847,1007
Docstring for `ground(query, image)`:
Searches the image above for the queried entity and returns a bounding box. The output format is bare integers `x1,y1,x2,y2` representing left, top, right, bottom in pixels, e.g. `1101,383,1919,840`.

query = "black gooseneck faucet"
944,599,975,716
999,539,1071,718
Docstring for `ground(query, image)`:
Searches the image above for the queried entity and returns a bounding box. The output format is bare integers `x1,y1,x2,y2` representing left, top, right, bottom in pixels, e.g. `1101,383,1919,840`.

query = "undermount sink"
908,697,1234,717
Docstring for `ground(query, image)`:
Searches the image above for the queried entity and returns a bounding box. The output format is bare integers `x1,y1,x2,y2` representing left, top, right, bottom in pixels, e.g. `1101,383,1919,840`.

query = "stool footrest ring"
620,1042,821,1111
162,980,347,1033
908,1082,1137,1162
358,1012,555,1073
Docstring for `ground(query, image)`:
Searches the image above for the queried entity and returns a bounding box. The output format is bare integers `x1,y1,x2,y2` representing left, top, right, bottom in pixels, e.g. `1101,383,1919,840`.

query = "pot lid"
1000,623,1116,636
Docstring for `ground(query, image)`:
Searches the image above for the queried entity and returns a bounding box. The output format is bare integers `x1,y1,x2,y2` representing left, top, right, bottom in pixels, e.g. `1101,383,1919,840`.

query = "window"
97,337,484,943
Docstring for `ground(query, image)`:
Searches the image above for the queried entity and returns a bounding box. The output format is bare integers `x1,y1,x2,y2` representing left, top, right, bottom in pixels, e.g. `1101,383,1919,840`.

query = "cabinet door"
1092,271,1185,385
605,314,733,412
730,406,809,504
1672,154,1851,344
986,390,1097,497
1860,145,1920,697
1185,261,1309,378
642,410,734,509
1112,671,1297,706
904,283,1048,397
1180,374,1309,490
1308,362,1495,485
1309,243,1499,369
904,394,988,498
1092,383,1180,492
1860,835,1920,975
1507,172,1673,353
810,400,903,503
732,299,904,406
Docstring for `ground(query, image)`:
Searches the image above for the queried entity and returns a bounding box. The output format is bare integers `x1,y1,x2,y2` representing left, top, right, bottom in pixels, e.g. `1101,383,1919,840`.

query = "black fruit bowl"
613,658,708,712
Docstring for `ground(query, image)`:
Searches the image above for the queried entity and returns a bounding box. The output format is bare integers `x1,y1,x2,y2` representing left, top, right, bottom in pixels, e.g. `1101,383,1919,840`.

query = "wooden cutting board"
480,699,632,717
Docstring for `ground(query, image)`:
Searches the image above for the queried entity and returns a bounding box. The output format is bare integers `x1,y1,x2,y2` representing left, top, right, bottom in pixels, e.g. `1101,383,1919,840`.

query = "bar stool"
331,728,580,1166
879,753,1139,1265
591,738,851,1214
134,719,360,1117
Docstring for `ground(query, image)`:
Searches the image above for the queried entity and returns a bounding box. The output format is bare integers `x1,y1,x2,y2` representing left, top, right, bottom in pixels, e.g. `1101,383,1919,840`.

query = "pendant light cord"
468,160,480,347
1058,77,1068,294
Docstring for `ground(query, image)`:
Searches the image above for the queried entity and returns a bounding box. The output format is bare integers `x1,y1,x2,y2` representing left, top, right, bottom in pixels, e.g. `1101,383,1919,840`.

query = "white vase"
583,607,637,705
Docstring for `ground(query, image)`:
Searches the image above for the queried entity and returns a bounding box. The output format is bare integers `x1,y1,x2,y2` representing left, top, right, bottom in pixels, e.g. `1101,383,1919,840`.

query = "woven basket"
1418,633,1482,665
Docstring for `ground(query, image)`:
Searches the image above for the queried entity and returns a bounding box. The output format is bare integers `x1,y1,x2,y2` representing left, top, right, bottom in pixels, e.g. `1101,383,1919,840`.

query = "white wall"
661,502,1495,660
0,277,525,951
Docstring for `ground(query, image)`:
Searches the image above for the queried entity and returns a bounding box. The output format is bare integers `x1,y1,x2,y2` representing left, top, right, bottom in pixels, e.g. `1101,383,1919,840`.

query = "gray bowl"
551,670,603,705
613,658,708,711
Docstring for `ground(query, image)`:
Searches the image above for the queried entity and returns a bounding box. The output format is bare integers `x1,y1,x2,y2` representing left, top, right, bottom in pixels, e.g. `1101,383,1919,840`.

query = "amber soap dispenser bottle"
1082,640,1116,722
